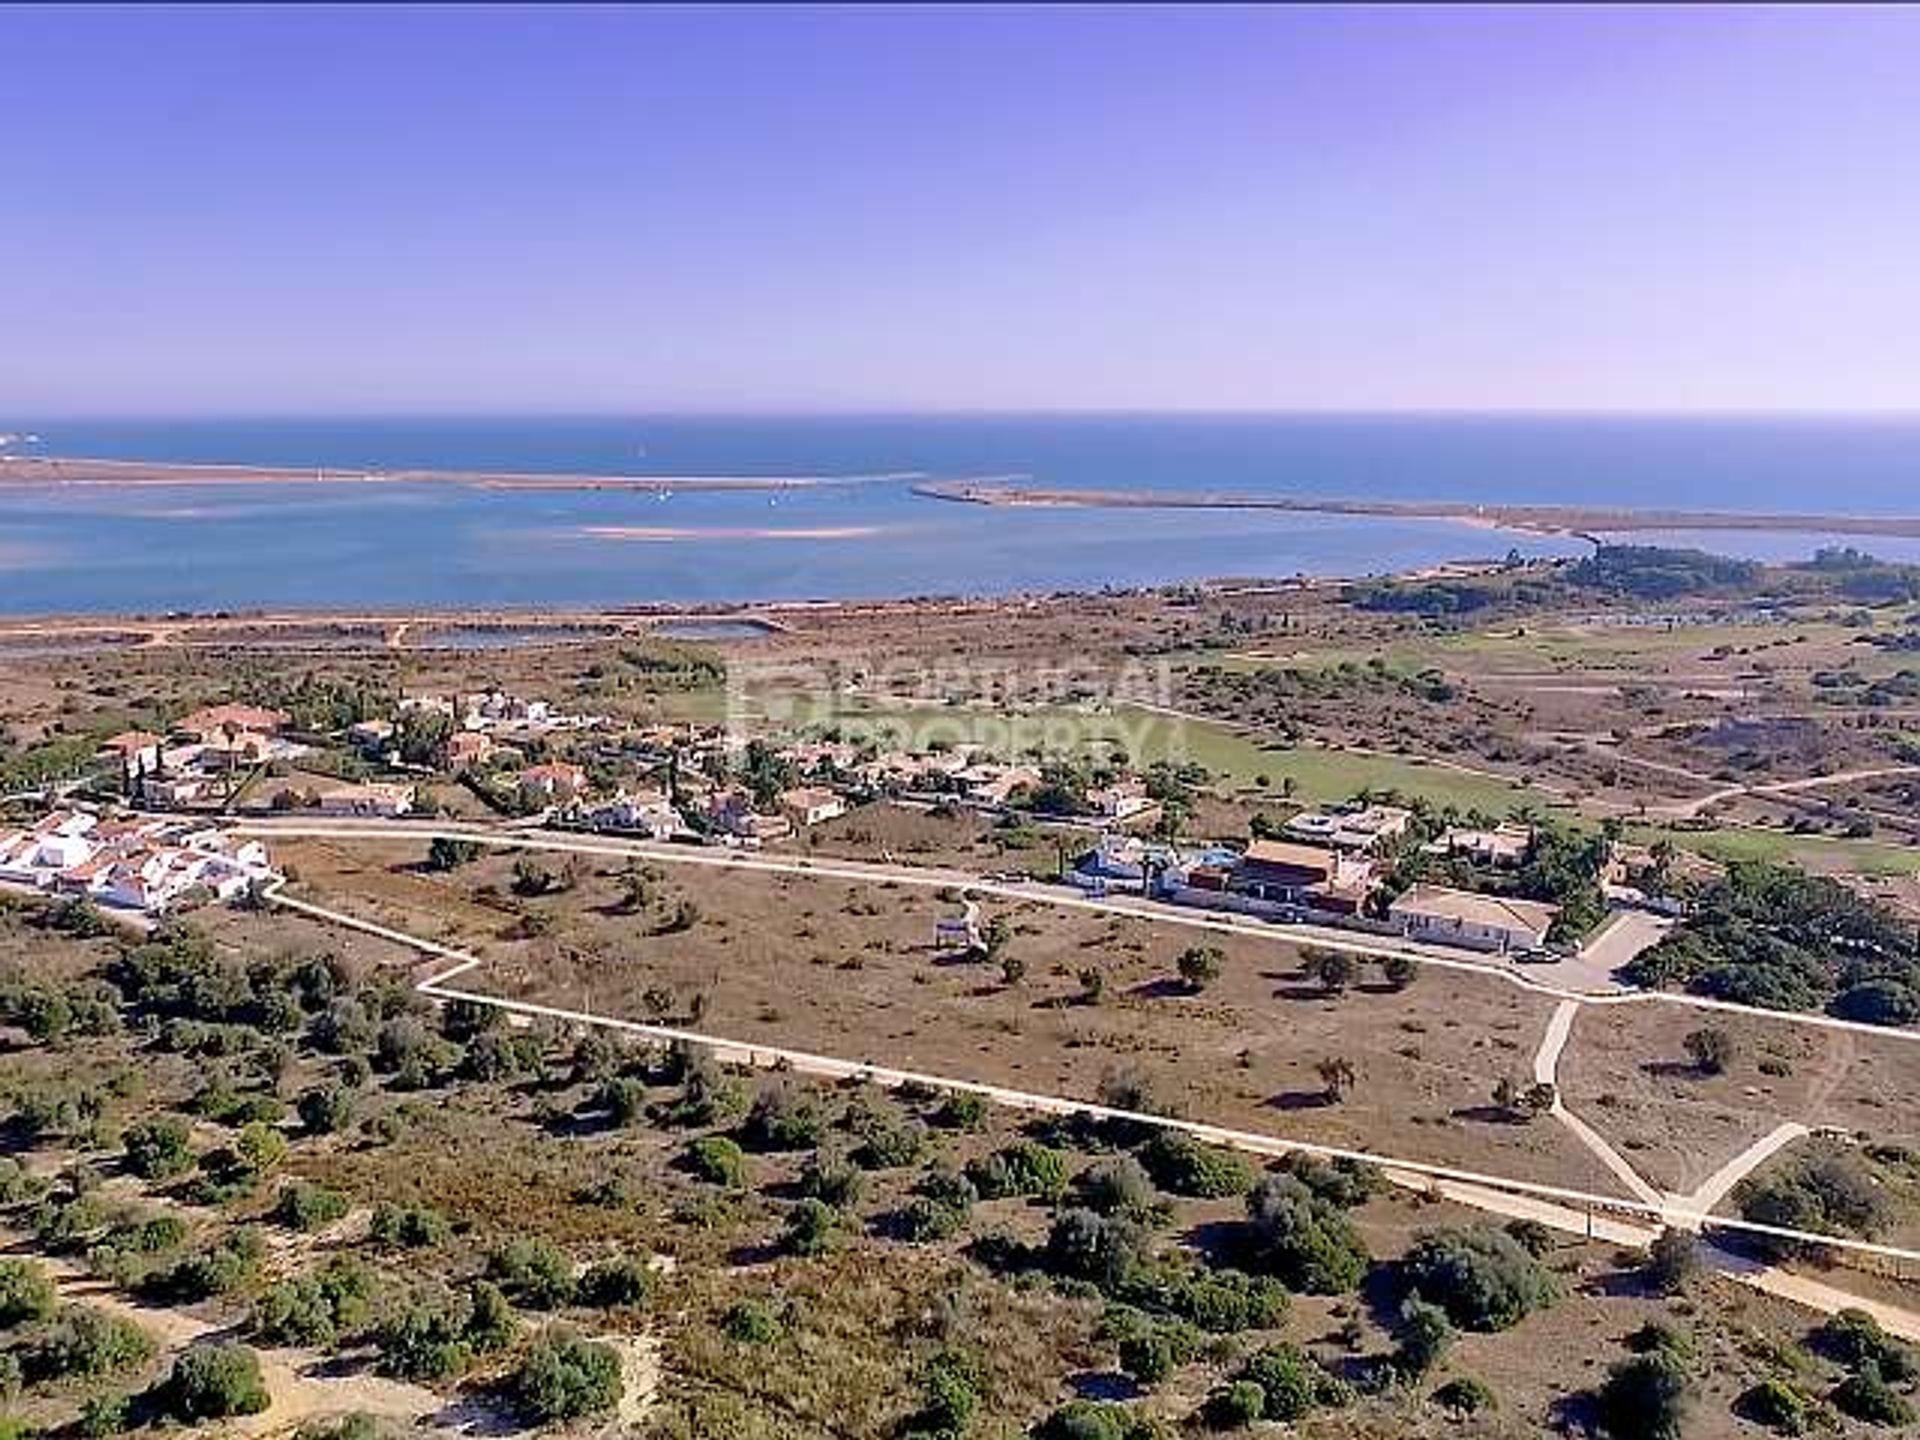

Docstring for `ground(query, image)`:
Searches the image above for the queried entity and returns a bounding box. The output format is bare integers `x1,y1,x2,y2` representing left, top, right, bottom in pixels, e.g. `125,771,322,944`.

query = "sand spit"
578,524,885,542
913,479,1920,542
0,455,921,492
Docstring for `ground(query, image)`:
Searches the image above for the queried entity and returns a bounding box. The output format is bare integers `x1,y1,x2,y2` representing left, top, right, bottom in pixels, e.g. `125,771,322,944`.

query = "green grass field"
1627,822,1920,877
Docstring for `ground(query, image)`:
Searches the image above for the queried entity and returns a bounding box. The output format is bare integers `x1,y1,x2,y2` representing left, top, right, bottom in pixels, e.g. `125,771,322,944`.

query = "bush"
721,1299,781,1345
1137,1132,1251,1199
297,1085,357,1135
1832,1366,1915,1427
1203,1379,1266,1429
24,1307,153,1382
369,1202,450,1250
1242,1175,1369,1294
372,1292,476,1381
141,1229,264,1303
1811,1308,1918,1382
1645,1227,1702,1296
1031,1400,1162,1439
933,1092,987,1131
77,1392,130,1438
1277,1153,1383,1209
1432,1376,1496,1415
252,1258,375,1347
1118,1329,1178,1387
906,1347,983,1437
966,1141,1069,1201
486,1239,577,1310
149,1342,269,1422
684,1136,747,1188
797,1153,866,1210
580,1257,653,1309
512,1328,623,1423
783,1198,841,1257
1113,1259,1287,1334
1400,1227,1555,1332
741,1081,823,1151
1045,1208,1153,1291
1073,1156,1160,1220
1736,1378,1817,1434
121,1117,194,1180
274,1181,351,1232
1597,1352,1693,1440
1176,946,1224,992
1238,1343,1347,1422
1393,1298,1453,1377
852,1107,925,1170
1684,1026,1735,1075
0,1259,55,1329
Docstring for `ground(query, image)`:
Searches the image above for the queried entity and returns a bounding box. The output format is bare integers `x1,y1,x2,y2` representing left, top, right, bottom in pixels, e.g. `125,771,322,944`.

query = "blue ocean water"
0,415,1914,615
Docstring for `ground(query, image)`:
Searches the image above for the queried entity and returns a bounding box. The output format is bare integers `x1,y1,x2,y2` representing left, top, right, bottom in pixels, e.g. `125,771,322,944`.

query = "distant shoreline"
912,479,1920,542
0,454,926,493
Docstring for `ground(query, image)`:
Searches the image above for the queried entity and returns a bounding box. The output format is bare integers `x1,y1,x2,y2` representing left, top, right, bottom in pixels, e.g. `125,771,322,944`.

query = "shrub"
798,1153,866,1210
512,1328,623,1423
486,1239,577,1310
1176,946,1224,992
1045,1208,1153,1291
934,1093,987,1131
906,1347,983,1437
0,1259,55,1329
721,1300,781,1345
24,1307,153,1383
1597,1352,1693,1440
141,1229,264,1303
369,1202,450,1250
77,1392,130,1438
1137,1133,1252,1199
1832,1366,1915,1427
372,1292,475,1381
1684,1026,1735,1075
851,1105,925,1170
1736,1378,1817,1434
1113,1259,1287,1334
297,1085,357,1135
274,1181,350,1232
1031,1400,1162,1439
1277,1153,1383,1209
465,1280,518,1354
1643,1227,1701,1295
783,1198,841,1257
1400,1226,1555,1332
684,1136,748,1188
966,1141,1069,1201
1393,1298,1453,1377
1432,1376,1496,1415
1242,1176,1369,1294
1811,1309,1918,1382
121,1117,193,1181
1203,1379,1266,1429
1238,1343,1347,1422
1739,1146,1894,1256
252,1259,375,1348
579,1257,653,1309
1118,1329,1178,1387
1073,1156,1160,1220
149,1342,269,1422
741,1081,823,1151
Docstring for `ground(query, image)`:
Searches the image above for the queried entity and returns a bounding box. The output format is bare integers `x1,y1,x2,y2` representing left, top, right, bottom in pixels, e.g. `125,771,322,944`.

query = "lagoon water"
0,414,1914,615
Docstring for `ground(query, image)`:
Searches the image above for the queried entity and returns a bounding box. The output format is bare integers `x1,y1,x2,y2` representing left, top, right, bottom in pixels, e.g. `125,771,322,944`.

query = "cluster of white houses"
0,809,277,917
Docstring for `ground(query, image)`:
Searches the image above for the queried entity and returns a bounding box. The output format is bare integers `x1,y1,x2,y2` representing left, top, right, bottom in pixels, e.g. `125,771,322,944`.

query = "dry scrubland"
1560,1002,1920,1196
278,838,1633,1198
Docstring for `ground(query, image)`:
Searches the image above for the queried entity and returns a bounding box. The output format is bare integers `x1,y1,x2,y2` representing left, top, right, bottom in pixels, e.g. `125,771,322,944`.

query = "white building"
1388,883,1559,954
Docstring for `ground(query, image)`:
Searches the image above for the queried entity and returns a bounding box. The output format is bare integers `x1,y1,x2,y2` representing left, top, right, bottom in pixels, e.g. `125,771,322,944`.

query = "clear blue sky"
3,4,1916,414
